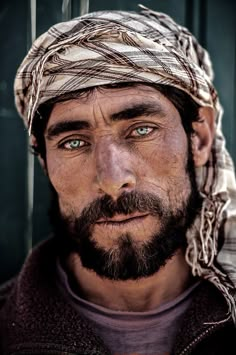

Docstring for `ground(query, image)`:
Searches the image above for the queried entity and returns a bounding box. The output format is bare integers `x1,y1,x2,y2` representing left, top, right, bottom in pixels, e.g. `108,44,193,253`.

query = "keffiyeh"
14,6,236,321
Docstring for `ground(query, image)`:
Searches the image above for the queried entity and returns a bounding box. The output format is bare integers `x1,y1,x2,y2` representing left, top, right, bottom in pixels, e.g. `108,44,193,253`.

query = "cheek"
161,132,192,203
47,155,69,192
141,129,189,178
164,128,189,169
46,152,93,210
138,129,191,207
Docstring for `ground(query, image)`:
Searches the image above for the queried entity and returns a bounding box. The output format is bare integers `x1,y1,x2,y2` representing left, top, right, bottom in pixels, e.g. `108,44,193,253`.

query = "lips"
96,213,149,225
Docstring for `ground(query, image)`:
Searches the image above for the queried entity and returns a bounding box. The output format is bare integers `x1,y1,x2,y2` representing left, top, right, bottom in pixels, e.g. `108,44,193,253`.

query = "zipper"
178,324,217,355
178,317,230,355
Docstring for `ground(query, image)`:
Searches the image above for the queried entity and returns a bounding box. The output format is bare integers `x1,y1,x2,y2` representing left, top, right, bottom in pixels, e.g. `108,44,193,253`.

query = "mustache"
71,191,166,228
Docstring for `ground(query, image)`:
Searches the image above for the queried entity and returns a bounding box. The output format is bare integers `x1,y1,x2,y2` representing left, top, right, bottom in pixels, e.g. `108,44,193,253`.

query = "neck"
65,249,194,312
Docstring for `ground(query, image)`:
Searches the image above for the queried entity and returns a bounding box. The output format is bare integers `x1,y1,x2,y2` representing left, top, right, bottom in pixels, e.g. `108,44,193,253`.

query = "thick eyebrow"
110,103,166,121
46,102,166,139
46,120,90,139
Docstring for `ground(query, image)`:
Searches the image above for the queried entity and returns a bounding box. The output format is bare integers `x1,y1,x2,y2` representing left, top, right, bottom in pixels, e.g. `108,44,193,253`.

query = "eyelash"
59,125,156,150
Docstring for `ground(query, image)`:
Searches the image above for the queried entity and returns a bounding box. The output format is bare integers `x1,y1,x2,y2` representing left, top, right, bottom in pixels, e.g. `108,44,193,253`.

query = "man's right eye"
60,139,86,150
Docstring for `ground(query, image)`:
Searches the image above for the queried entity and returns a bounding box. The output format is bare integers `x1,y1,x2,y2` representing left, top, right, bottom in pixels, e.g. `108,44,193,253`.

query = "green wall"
0,0,235,283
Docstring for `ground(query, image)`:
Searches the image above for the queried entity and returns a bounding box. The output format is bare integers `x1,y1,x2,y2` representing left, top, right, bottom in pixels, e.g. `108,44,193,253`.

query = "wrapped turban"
14,6,236,321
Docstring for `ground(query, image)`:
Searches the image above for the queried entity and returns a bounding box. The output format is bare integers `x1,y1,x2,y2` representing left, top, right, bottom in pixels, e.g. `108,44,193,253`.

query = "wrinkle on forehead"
48,84,179,127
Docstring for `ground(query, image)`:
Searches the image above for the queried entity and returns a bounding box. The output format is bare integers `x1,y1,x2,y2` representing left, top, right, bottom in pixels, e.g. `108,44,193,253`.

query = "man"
0,5,236,355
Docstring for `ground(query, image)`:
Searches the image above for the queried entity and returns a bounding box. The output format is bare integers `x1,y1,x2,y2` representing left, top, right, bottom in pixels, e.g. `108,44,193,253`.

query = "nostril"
122,183,130,188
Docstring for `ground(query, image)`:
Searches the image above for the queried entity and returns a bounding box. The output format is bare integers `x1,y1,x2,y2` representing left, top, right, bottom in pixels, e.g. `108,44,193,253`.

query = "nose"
95,141,137,199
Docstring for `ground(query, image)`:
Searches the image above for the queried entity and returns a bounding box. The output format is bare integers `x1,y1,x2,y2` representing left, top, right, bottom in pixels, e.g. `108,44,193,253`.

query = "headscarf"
14,5,236,322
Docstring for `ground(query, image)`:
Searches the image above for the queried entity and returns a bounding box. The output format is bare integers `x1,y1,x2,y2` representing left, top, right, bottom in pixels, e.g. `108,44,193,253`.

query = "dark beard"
50,153,202,281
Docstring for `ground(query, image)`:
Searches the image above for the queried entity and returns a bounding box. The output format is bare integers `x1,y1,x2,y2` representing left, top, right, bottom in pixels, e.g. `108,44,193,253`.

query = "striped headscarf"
14,6,236,321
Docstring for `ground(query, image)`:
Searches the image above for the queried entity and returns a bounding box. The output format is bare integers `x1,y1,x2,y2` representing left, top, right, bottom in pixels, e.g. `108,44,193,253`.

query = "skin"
44,84,214,311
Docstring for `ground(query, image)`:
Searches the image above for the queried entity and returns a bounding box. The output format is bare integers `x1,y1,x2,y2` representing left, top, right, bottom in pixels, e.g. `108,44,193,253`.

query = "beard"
50,150,202,281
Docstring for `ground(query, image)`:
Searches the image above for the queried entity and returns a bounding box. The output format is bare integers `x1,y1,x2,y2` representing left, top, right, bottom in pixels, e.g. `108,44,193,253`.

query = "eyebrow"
111,103,166,121
46,120,90,139
46,102,166,139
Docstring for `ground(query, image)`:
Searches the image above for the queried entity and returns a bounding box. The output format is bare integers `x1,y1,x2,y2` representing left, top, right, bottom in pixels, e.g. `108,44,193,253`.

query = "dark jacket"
0,237,235,355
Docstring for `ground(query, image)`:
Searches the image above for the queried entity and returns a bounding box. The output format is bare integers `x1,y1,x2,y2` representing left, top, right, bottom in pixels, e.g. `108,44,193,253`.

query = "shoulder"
0,237,56,312
0,277,17,310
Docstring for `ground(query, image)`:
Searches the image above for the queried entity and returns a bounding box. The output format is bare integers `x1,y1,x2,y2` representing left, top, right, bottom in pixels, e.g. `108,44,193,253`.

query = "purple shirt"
57,260,200,355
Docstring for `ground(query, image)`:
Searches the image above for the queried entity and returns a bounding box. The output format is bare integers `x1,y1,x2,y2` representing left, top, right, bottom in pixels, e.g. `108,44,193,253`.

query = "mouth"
96,213,149,225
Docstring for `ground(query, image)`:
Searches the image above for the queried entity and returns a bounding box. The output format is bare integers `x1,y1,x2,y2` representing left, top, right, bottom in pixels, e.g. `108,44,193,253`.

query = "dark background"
0,0,235,283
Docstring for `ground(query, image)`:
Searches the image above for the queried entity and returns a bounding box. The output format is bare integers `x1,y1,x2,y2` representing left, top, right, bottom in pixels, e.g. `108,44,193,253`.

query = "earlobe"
191,107,215,167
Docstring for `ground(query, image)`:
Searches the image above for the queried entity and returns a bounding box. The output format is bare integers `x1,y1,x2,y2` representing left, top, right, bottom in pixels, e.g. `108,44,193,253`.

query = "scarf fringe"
186,197,236,324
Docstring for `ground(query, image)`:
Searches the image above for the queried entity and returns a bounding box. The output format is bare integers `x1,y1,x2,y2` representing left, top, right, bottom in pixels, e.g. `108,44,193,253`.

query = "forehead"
47,84,180,126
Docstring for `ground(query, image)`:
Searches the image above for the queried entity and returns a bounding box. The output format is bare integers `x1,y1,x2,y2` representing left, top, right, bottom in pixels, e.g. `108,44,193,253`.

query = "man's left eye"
131,126,154,137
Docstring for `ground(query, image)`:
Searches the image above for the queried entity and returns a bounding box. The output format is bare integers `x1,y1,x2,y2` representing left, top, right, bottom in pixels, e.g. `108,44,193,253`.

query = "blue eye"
64,139,85,150
133,127,153,136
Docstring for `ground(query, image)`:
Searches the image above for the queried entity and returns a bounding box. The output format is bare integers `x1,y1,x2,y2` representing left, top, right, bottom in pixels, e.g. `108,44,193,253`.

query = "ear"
31,135,48,175
191,107,215,167
37,155,48,175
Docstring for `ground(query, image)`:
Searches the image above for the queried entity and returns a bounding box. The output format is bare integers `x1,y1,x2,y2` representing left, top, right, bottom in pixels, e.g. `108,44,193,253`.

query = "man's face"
45,85,201,280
